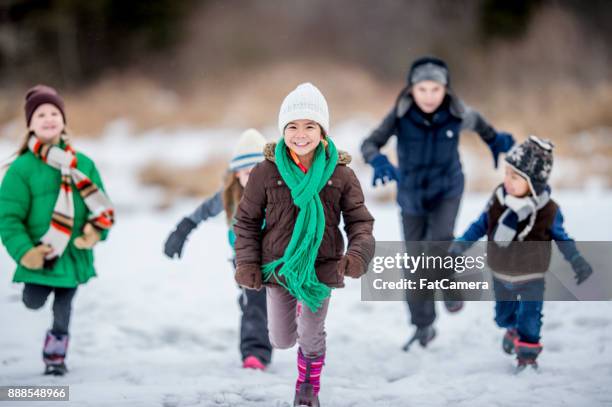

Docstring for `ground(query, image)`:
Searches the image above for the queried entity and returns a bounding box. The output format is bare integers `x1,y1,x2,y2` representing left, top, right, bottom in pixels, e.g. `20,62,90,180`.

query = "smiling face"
28,103,64,144
283,119,322,157
504,165,531,197
411,80,446,114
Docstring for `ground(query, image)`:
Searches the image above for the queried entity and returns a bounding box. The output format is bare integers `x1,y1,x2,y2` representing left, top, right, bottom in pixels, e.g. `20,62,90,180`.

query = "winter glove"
571,255,593,285
235,263,263,290
487,131,515,169
369,153,399,187
164,217,197,259
337,254,367,279
20,244,53,270
74,223,101,249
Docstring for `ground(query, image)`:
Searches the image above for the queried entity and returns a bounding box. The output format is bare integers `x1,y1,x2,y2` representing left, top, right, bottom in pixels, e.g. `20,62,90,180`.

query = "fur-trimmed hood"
263,142,352,165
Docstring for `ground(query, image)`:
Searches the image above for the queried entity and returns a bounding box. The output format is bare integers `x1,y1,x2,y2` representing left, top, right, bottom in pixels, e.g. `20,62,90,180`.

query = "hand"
74,223,101,249
337,254,367,279
164,218,197,259
571,255,593,285
235,263,263,290
369,154,399,187
488,131,515,169
20,244,53,269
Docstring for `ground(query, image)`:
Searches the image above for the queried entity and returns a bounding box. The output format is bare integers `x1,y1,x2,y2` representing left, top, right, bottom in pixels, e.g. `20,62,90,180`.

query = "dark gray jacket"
187,190,223,224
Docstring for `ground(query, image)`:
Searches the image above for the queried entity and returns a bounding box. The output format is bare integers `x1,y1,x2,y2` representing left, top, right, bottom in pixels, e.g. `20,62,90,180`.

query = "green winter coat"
0,145,110,288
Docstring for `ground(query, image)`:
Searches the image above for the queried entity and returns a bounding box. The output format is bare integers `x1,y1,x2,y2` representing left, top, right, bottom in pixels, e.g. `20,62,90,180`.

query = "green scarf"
262,138,338,312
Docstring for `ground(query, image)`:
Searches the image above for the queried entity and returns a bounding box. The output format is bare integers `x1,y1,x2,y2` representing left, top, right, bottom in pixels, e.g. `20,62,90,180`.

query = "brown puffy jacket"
234,142,375,288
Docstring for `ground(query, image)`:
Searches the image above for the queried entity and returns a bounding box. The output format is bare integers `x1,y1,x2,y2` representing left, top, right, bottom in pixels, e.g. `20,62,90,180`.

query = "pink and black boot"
294,348,324,407
43,331,69,376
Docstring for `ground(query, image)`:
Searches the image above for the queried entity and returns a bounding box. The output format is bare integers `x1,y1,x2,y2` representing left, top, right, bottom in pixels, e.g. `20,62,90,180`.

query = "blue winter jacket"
361,89,499,215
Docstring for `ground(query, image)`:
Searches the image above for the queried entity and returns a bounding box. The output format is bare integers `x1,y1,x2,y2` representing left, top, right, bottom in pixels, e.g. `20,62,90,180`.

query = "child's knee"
22,294,46,310
269,332,297,349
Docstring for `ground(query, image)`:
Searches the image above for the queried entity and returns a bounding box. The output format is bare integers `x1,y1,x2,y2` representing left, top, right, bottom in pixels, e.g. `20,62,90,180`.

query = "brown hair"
16,131,35,156
222,170,244,225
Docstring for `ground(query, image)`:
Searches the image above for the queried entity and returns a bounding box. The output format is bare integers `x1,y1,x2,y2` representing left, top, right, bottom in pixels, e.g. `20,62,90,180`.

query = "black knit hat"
505,135,554,195
407,56,450,86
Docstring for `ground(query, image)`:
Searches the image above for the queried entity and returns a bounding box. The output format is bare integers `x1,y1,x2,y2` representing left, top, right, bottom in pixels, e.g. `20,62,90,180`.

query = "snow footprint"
573,316,611,328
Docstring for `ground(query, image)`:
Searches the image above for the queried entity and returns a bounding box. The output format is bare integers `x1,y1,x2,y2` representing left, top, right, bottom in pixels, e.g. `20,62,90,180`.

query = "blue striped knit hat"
229,128,267,171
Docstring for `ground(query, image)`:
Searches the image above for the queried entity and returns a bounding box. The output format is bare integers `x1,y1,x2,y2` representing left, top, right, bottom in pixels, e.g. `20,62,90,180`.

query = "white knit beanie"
229,128,267,171
278,82,329,136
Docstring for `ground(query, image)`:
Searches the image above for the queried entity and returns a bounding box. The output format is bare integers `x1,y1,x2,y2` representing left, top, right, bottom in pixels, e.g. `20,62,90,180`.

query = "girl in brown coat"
233,83,375,406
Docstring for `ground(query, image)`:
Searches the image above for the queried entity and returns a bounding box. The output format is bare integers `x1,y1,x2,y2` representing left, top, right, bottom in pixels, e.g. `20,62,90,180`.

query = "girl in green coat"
0,85,114,375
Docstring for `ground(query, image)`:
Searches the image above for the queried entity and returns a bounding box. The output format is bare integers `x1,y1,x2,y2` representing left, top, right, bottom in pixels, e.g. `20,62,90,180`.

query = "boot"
443,300,464,313
403,325,436,351
43,331,69,376
293,348,324,407
242,355,266,371
515,340,542,371
502,328,519,355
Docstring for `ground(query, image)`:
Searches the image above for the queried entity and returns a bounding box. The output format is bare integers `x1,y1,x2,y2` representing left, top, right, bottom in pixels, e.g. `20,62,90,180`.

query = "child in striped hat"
451,135,593,371
164,128,272,370
0,85,114,376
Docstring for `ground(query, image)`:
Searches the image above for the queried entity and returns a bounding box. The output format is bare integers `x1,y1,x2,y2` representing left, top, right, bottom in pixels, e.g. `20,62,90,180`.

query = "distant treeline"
0,0,610,88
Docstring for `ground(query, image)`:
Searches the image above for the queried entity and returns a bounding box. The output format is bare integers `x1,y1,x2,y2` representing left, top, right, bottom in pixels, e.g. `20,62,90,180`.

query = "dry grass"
139,156,228,207
2,5,610,197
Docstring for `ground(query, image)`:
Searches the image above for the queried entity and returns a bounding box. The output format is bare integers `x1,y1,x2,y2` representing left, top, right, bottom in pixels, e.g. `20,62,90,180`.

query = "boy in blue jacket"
451,136,593,370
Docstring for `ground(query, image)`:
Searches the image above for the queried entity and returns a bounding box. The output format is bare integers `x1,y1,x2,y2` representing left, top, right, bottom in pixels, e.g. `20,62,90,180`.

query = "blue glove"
571,255,593,285
369,154,399,187
487,132,515,169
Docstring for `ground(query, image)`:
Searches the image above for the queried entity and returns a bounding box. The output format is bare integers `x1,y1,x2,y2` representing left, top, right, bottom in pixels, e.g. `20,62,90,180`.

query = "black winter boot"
403,325,436,351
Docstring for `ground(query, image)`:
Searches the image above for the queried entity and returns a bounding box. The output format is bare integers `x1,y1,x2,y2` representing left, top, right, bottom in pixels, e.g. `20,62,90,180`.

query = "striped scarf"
493,185,550,247
28,135,114,266
262,138,338,312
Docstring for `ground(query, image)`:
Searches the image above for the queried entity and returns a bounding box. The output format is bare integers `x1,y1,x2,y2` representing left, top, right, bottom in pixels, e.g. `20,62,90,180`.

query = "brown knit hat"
24,85,66,126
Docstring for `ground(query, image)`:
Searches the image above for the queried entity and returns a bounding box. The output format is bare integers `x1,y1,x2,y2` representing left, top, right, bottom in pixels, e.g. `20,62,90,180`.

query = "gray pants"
22,283,78,335
401,195,461,328
266,286,330,358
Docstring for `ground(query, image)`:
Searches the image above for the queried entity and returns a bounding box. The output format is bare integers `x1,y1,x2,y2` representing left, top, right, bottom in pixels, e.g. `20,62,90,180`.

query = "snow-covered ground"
1,124,611,406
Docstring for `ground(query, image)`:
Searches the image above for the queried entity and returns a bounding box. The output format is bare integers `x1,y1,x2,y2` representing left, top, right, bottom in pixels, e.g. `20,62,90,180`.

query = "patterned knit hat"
24,84,66,126
505,135,554,195
229,128,267,171
278,82,329,136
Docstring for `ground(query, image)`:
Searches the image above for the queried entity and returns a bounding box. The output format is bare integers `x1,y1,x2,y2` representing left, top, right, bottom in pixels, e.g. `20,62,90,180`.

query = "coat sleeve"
187,190,224,224
458,193,494,246
88,161,112,242
459,211,489,242
341,167,375,266
0,165,35,263
233,163,267,266
550,207,580,262
460,106,497,144
360,108,397,163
